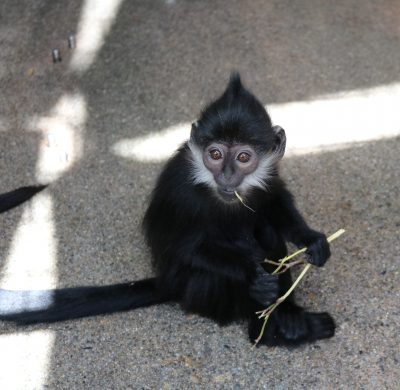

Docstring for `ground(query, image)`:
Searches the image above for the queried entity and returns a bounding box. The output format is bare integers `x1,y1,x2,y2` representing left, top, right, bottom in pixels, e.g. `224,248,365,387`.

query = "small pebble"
68,34,76,49
52,48,62,63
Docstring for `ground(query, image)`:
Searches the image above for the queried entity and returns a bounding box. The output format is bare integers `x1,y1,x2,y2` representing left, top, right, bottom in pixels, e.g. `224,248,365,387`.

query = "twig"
264,229,346,274
234,191,256,213
253,228,345,346
263,258,305,274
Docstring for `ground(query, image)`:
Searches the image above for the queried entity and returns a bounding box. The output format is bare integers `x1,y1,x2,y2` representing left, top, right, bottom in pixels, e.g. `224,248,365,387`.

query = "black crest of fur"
191,73,275,149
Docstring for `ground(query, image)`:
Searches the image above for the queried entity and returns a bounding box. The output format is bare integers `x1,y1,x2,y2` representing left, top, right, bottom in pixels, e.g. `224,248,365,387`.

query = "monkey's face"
188,125,286,204
202,142,260,202
188,73,287,203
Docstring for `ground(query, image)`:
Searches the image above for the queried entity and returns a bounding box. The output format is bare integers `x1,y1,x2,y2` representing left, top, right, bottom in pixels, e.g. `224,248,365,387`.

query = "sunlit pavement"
0,1,399,388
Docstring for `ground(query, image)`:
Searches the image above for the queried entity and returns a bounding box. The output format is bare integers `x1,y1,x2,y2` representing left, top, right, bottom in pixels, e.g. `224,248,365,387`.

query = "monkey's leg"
248,270,335,346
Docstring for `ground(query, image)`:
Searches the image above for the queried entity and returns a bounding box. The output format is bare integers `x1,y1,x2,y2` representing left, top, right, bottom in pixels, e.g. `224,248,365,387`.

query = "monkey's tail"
0,278,165,325
0,185,47,213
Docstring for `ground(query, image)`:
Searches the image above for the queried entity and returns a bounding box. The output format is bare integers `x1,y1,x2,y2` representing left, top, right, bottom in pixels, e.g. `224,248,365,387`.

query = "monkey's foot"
248,305,335,347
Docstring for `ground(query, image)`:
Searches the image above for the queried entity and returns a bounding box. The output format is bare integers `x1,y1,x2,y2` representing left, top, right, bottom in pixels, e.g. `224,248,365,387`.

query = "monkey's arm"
269,189,331,267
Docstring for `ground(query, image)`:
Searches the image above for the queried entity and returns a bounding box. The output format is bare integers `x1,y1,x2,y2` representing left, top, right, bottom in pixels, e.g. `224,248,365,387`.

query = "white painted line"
112,82,400,162
0,330,55,390
69,0,124,73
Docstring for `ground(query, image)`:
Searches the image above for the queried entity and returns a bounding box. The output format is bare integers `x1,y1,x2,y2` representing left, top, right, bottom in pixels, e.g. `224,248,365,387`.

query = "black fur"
0,185,47,213
0,75,334,346
0,279,162,325
191,73,275,149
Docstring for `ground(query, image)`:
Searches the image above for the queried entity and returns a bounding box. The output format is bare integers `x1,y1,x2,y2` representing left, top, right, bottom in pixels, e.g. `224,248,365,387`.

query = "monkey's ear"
271,125,286,159
190,121,199,141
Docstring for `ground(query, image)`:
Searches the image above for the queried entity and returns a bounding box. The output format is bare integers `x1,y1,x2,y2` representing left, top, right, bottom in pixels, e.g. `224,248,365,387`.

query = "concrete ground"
0,0,399,389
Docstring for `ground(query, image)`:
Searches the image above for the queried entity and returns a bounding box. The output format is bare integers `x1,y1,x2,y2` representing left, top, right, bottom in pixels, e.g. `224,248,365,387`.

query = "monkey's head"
189,73,286,203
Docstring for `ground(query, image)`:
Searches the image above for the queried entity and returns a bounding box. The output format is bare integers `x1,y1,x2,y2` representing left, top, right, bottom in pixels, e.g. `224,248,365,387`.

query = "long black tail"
0,278,165,325
0,185,47,213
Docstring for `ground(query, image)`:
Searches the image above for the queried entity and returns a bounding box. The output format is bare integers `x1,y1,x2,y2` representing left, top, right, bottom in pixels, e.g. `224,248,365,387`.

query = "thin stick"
234,191,256,212
268,229,346,274
257,264,312,318
271,247,307,274
253,228,345,346
264,258,306,274
254,263,311,347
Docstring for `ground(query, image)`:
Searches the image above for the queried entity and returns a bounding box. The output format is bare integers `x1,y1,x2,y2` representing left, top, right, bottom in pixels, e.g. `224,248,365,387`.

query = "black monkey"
0,74,334,346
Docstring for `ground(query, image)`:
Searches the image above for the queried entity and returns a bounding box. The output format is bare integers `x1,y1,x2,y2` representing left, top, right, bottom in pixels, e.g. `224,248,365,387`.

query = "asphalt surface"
0,0,399,389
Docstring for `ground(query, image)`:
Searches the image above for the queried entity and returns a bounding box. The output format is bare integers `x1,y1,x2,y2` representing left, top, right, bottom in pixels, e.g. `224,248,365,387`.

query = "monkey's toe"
305,312,335,341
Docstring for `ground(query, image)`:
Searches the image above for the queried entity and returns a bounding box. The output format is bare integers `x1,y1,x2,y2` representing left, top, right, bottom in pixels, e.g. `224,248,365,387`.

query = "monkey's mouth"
217,188,237,202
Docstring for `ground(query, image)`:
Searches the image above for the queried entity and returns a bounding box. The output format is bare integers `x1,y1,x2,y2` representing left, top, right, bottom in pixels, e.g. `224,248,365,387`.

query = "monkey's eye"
237,152,251,163
209,149,223,160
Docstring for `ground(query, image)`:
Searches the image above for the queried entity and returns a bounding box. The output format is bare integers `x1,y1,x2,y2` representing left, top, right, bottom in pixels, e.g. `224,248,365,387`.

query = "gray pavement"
0,0,399,389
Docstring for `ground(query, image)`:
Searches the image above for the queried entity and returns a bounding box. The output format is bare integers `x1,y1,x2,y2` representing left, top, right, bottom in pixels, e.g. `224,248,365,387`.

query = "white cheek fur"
239,151,280,192
188,141,217,188
188,141,280,192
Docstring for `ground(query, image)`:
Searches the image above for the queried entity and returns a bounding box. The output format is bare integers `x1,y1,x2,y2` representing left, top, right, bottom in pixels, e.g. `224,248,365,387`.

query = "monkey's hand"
305,233,331,267
249,265,279,306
